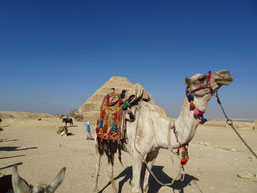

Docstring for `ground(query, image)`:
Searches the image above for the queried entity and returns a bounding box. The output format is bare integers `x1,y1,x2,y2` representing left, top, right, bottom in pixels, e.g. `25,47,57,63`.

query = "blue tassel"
188,92,194,101
99,119,103,128
201,118,207,123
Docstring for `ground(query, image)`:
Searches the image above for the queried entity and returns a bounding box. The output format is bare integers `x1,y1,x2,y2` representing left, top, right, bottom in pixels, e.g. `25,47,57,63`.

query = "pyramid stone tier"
78,76,170,125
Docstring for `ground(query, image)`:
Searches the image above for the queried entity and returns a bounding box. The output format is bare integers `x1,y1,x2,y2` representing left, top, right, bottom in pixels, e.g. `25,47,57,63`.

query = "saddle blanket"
96,93,124,142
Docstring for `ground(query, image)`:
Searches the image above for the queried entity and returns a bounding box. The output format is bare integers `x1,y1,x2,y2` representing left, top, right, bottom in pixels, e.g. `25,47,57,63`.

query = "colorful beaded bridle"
186,71,213,124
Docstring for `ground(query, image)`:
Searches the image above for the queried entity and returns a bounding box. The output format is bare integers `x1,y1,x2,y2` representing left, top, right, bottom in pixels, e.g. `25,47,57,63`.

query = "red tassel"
182,149,187,154
190,101,195,109
181,158,187,165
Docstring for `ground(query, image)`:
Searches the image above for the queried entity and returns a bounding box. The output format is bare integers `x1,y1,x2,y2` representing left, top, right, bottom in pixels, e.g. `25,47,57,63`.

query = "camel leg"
107,162,118,193
94,147,102,192
142,150,159,193
132,152,143,193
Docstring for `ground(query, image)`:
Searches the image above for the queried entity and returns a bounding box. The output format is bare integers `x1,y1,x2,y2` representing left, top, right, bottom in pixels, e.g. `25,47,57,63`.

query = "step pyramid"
78,76,170,125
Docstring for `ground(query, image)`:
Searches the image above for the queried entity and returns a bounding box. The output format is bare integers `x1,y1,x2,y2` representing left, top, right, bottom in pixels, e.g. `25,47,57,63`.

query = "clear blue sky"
0,0,257,119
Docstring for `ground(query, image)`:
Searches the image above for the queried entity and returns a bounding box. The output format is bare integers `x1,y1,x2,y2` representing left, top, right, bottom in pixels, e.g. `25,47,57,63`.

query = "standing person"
86,121,94,140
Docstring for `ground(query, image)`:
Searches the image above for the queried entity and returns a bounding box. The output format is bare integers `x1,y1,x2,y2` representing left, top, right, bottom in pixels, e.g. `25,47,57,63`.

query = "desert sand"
0,112,257,193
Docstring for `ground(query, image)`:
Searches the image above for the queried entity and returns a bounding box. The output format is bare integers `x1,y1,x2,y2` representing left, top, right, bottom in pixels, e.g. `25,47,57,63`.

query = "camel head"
12,165,66,193
185,70,233,95
126,83,152,104
184,70,233,111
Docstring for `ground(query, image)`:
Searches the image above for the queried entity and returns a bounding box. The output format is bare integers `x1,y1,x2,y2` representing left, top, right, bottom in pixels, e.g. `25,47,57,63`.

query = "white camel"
94,70,233,193
6,165,66,193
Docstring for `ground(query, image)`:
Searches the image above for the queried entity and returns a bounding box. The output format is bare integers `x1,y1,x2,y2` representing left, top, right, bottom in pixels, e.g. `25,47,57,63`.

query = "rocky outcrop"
78,76,170,124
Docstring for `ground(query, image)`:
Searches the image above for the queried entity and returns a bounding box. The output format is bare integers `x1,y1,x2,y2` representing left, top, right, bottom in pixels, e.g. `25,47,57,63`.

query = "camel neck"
173,96,207,146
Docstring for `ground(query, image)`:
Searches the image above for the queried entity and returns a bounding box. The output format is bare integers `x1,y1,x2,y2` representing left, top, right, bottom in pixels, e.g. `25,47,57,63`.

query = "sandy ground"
0,116,257,193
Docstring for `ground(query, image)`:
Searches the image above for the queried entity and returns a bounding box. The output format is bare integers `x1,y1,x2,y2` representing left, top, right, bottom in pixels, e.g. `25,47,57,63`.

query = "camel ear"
12,165,31,193
47,167,66,192
184,77,191,86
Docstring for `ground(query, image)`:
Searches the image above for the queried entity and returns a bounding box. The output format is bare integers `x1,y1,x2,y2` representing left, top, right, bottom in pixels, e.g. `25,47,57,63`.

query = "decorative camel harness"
186,71,212,124
174,71,212,166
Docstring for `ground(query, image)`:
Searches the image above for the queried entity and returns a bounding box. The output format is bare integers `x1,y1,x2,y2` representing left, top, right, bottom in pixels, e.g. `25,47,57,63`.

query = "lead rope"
133,103,183,187
215,91,257,159
168,121,187,181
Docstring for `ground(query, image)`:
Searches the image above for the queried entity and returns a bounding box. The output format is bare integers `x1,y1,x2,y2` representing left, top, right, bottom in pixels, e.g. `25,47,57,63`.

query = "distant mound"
202,119,253,130
79,76,170,124
249,120,257,130
0,111,54,119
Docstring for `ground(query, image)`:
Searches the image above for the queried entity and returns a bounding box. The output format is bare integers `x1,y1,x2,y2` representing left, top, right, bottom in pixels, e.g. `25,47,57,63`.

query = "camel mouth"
216,77,233,86
213,70,233,86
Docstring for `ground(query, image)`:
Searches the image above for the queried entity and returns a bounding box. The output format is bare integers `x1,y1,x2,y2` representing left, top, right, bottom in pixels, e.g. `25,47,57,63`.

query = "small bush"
69,109,84,121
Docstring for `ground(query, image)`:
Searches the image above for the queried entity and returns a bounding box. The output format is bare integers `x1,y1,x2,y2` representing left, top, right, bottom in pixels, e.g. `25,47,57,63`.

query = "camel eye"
198,76,206,82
